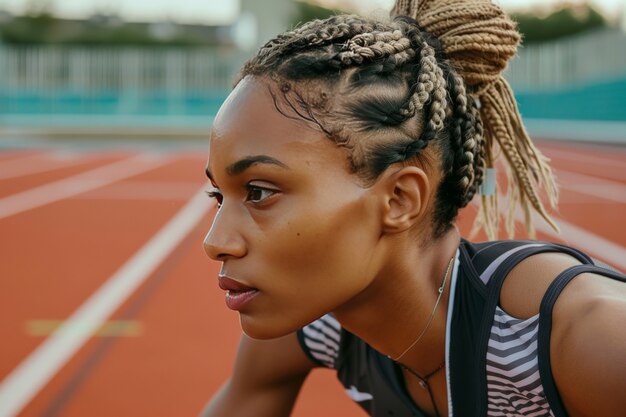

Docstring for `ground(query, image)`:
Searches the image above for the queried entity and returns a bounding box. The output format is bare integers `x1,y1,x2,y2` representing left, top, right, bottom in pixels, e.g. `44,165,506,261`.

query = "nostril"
203,243,221,261
215,252,229,261
203,238,241,261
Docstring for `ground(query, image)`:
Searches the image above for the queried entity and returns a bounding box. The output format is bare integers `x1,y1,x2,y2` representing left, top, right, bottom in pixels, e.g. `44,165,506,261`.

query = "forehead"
208,77,342,171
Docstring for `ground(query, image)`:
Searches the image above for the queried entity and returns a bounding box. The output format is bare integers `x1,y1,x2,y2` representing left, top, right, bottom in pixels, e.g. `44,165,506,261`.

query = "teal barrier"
515,77,626,122
1,78,625,124
0,90,229,116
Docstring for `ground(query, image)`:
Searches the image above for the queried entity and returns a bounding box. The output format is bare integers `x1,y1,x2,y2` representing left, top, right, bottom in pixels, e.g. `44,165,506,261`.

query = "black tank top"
297,239,626,417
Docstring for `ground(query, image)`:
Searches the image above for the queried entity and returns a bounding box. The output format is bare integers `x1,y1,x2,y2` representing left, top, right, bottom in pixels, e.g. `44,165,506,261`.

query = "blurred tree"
0,14,218,46
0,1,610,47
25,0,54,17
1,0,58,44
291,1,345,27
64,24,202,47
291,1,608,43
0,15,55,44
512,3,608,44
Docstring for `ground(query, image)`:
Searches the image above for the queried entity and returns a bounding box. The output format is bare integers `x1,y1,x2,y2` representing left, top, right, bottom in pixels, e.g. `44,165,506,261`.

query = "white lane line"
71,180,201,201
0,189,213,417
556,169,626,204
542,147,626,170
0,154,170,220
476,200,626,270
0,151,91,180
547,217,626,271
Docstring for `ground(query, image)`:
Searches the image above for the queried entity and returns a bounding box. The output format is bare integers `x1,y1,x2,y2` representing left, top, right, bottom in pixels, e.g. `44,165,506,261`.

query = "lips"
218,275,256,292
218,275,259,311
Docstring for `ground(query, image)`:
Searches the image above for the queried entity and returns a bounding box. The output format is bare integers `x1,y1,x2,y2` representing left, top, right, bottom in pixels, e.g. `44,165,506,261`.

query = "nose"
203,209,247,260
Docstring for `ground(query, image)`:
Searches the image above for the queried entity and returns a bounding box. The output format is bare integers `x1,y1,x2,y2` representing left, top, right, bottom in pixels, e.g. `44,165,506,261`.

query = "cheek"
241,207,378,339
269,196,378,298
239,188,379,339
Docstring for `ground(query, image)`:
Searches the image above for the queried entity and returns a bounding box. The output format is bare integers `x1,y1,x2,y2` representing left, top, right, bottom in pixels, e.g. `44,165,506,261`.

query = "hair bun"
393,0,520,91
392,0,559,238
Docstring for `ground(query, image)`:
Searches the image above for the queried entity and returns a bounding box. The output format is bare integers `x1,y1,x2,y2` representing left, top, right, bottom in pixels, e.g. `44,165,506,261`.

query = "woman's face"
204,77,384,339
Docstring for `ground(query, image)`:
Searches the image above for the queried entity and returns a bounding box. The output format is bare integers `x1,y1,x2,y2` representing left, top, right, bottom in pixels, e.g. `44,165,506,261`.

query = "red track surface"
0,141,624,417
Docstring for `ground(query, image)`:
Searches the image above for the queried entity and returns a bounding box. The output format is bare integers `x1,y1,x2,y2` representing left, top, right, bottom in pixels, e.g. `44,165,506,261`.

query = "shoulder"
499,250,582,318
550,271,626,417
465,241,626,416
497,248,626,416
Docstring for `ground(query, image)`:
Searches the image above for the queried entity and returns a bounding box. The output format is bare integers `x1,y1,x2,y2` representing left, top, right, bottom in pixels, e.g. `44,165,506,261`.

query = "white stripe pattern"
479,244,545,284
486,307,554,417
301,314,342,368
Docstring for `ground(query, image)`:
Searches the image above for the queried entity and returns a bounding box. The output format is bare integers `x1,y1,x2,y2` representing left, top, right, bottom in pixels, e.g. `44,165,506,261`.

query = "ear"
380,166,431,233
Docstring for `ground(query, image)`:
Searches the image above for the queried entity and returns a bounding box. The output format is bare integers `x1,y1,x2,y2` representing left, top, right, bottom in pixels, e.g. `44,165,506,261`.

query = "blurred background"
0,1,624,417
0,0,625,142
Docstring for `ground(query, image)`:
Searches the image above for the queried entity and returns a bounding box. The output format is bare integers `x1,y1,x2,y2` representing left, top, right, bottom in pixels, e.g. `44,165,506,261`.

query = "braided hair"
235,0,559,239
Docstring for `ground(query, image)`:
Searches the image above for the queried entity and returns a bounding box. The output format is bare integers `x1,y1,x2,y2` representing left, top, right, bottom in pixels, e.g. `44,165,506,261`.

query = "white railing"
0,28,624,100
0,46,243,93
506,29,626,91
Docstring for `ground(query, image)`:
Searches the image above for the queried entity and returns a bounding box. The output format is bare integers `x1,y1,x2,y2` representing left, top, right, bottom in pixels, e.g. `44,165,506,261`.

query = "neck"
333,226,460,374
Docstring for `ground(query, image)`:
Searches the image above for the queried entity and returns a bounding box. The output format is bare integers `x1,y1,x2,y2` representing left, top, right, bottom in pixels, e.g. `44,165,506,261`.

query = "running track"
0,140,624,417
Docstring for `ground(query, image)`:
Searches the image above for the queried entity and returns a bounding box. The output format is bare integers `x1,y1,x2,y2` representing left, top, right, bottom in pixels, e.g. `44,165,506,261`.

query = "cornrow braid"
464,96,486,205
365,21,450,179
400,39,447,147
336,30,414,66
449,72,477,201
239,16,392,81
392,0,559,238
433,63,484,236
236,11,516,237
396,40,438,120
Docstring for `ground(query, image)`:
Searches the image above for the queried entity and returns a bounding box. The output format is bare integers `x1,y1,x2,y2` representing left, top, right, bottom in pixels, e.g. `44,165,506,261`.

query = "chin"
240,315,301,340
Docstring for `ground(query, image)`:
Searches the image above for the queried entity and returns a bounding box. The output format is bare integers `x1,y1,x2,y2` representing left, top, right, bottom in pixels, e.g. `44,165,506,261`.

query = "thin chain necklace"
389,255,455,417
390,255,455,362
400,362,445,417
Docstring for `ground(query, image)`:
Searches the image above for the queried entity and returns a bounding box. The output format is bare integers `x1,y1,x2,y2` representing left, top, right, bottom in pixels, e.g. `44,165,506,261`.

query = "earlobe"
381,167,430,233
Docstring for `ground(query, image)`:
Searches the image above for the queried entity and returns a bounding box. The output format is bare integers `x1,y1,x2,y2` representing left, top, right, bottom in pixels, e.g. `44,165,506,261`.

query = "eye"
205,189,223,207
245,184,277,204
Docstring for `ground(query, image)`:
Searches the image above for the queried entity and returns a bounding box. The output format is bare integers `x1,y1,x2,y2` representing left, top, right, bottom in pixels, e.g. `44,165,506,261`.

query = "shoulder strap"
477,241,593,361
537,264,626,417
474,241,546,284
469,241,593,417
463,239,531,276
489,241,593,288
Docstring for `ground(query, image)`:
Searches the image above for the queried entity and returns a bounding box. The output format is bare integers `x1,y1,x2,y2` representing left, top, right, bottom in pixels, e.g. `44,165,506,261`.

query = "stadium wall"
0,29,625,141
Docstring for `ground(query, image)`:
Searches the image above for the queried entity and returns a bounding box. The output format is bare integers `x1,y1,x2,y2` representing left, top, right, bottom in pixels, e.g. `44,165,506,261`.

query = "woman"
201,0,626,416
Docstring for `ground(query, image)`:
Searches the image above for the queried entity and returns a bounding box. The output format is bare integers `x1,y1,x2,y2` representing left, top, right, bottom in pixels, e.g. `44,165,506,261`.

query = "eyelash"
206,189,223,207
205,184,277,207
245,185,276,204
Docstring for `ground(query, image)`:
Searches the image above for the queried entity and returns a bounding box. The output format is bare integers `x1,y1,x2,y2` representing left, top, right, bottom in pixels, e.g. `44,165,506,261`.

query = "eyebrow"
205,155,289,180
